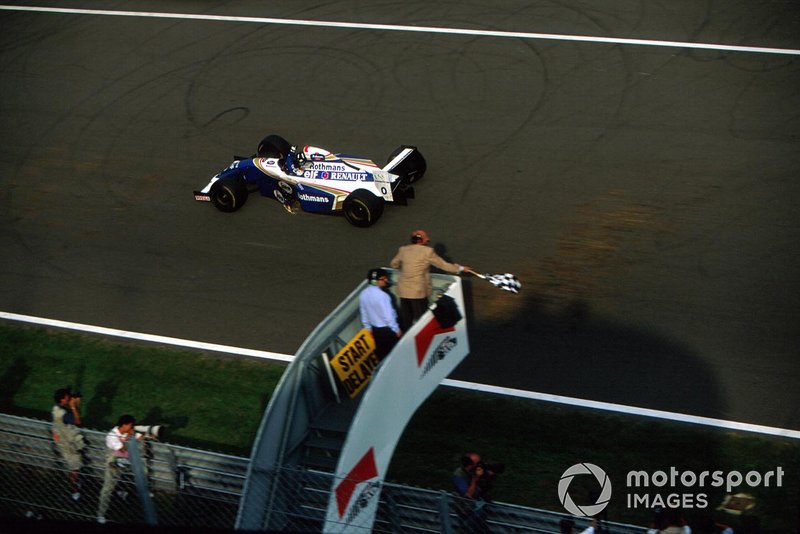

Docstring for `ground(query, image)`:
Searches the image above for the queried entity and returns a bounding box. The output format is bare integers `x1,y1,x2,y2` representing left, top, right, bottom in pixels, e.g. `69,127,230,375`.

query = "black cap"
367,268,389,283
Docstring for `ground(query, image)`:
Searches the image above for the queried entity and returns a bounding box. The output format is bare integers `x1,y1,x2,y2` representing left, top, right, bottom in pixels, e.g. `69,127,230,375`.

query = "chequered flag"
484,273,522,294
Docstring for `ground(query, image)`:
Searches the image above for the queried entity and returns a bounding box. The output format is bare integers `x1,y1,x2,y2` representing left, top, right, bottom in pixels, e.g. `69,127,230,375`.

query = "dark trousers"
399,298,429,331
372,326,399,360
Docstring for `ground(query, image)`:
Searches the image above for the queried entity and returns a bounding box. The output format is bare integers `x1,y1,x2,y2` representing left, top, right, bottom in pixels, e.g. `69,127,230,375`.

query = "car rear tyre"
211,176,248,212
257,135,292,159
386,146,427,185
343,189,384,227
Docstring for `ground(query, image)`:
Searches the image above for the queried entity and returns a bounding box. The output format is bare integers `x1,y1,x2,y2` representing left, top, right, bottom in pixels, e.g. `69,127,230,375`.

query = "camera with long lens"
134,425,162,440
476,461,505,475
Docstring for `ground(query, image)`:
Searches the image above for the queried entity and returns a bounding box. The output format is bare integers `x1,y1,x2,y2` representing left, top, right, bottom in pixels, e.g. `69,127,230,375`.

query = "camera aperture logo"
558,463,612,517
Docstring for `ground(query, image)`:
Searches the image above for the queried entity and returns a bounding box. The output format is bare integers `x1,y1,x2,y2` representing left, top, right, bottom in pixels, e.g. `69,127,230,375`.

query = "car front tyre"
211,176,248,212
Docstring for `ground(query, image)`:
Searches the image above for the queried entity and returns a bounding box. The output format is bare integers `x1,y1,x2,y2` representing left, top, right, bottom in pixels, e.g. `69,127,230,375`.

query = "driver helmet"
292,146,307,173
283,147,305,175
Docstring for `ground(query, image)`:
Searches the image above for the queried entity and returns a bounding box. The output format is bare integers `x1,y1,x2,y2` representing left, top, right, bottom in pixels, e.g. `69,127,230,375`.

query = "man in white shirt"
359,268,402,360
97,414,140,524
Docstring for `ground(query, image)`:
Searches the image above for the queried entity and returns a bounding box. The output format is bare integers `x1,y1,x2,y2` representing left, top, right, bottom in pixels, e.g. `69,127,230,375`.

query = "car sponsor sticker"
308,162,346,171
303,170,369,181
298,193,329,203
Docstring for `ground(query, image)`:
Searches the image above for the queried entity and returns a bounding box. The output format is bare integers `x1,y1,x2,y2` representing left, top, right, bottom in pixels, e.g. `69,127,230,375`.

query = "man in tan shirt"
52,388,86,501
390,229,469,329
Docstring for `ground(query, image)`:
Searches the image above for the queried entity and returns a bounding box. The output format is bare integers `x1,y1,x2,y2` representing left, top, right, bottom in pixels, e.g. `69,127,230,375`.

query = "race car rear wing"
383,146,417,174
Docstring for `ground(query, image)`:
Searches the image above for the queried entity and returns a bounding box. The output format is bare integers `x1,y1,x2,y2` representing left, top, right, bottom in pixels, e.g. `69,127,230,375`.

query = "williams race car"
193,135,426,227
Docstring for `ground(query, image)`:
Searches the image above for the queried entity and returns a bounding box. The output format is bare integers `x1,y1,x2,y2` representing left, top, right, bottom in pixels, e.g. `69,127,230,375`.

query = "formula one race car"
193,135,426,227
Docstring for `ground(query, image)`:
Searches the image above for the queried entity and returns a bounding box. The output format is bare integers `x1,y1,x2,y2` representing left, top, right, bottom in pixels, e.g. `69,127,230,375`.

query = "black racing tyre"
386,145,427,185
211,176,248,212
343,189,384,227
257,134,292,158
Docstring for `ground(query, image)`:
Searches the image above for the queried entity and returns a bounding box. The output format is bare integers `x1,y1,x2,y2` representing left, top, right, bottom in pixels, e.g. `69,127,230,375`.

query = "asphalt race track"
1,1,799,431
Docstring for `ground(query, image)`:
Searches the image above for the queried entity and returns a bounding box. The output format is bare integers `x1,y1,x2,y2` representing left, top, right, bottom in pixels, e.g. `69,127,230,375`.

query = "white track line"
441,379,800,440
2,311,798,439
0,311,294,363
1,5,799,56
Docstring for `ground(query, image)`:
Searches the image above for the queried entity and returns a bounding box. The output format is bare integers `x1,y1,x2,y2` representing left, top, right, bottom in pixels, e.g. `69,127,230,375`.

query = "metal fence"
0,413,648,533
242,468,648,534
0,413,245,528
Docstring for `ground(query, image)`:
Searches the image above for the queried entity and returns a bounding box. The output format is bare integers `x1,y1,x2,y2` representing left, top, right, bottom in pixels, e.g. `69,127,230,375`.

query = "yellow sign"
329,329,380,398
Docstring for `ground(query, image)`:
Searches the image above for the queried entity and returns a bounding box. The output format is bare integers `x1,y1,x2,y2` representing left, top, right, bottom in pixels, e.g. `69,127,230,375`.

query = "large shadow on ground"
454,282,724,418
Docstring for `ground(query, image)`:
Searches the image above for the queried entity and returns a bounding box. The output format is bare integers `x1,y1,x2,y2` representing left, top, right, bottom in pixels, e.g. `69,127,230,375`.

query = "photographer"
452,452,503,501
97,414,152,524
51,388,85,501
452,452,505,533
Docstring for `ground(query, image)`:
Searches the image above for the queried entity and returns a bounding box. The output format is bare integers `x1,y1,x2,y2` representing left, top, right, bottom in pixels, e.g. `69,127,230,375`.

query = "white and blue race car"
193,135,426,227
